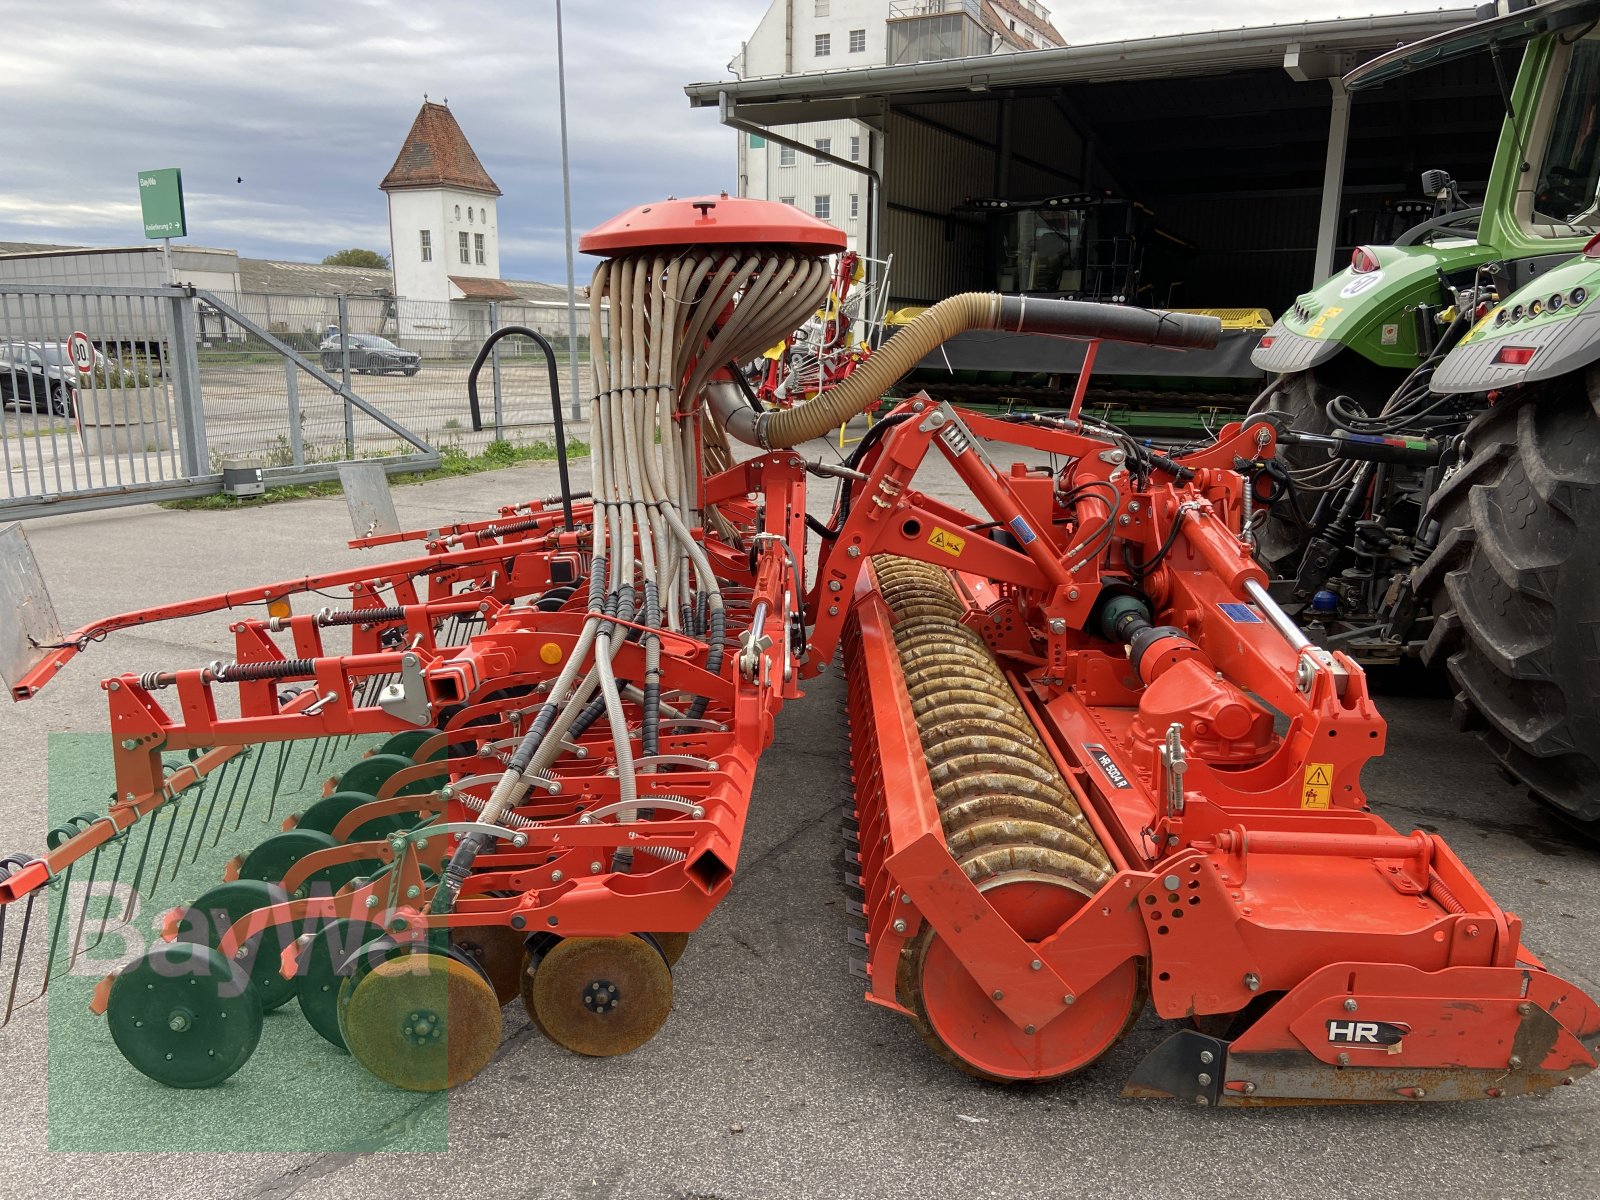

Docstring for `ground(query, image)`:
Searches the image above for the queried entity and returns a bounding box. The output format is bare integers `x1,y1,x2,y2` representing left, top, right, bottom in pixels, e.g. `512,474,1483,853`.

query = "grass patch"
160,437,588,511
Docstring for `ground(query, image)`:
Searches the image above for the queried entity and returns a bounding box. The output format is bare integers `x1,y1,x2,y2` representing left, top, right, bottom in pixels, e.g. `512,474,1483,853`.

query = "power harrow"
0,196,1596,1106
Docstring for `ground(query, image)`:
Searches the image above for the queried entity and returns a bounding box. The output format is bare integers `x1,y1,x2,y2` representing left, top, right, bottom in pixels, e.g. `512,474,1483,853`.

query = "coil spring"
183,659,317,685
320,606,405,627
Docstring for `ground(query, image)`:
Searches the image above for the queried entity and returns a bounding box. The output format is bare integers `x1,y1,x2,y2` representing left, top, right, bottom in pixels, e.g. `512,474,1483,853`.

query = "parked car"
318,333,421,376
0,341,88,417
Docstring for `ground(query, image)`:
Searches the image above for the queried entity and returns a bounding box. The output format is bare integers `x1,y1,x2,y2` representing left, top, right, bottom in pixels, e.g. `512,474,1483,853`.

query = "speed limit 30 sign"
67,332,94,374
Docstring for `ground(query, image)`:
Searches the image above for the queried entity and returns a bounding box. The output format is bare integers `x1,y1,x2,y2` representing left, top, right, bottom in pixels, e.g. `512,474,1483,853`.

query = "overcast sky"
0,1,1460,282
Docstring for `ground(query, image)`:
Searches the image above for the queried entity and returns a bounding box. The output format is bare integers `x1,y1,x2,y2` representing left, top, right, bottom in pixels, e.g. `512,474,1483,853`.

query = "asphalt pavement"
0,433,1595,1200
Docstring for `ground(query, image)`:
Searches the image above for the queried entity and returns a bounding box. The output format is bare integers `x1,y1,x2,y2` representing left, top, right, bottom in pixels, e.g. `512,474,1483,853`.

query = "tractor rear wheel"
1414,370,1600,833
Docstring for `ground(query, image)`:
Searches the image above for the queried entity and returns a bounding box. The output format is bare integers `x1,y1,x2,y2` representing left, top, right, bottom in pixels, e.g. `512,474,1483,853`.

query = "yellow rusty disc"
342,952,502,1092
450,925,528,1007
539,642,564,665
529,935,673,1058
647,932,690,966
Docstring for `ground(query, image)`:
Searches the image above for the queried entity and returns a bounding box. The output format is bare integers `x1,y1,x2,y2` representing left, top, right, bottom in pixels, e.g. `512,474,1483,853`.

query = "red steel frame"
7,379,1598,1104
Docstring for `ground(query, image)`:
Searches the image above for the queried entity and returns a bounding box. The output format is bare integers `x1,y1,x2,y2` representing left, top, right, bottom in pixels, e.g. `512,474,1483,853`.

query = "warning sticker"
1301,762,1334,809
927,526,965,557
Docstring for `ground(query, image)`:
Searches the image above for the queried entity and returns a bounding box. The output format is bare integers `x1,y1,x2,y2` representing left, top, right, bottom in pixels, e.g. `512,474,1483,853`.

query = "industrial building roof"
380,101,502,196
688,10,1476,103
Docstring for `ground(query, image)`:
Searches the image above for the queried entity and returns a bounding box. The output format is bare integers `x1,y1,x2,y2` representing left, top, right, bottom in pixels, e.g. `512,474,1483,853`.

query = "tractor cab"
959,192,1190,306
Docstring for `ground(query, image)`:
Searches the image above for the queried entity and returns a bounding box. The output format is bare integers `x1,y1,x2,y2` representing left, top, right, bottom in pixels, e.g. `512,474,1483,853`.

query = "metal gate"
0,285,436,521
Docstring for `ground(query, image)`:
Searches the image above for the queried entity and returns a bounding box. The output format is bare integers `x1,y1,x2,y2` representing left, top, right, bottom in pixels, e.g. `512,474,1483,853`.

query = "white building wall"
734,1,889,253
388,187,500,306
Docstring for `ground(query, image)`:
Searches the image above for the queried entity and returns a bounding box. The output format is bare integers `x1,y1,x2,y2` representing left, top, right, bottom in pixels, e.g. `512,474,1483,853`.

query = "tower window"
419,230,432,262
474,233,485,265
459,231,470,263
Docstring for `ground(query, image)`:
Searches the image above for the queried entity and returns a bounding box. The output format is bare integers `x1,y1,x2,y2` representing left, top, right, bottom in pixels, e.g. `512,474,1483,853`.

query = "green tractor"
1253,0,1600,833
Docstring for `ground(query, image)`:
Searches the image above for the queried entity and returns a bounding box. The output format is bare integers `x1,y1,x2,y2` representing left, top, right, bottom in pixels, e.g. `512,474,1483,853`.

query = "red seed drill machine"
0,196,1594,1104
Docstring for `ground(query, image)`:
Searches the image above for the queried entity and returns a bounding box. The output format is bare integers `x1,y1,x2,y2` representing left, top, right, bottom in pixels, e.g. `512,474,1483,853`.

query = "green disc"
177,879,299,1012
237,829,367,898
294,791,414,844
296,918,382,1051
106,941,263,1088
336,752,437,799
378,729,445,762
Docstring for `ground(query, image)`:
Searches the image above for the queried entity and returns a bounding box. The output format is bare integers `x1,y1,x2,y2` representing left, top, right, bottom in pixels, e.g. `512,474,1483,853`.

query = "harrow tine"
188,755,237,863
120,808,164,914
83,830,133,955
296,737,323,792
168,773,208,883
264,740,294,822
65,842,106,968
34,860,75,1005
1,892,42,1028
312,733,338,780
225,744,266,838
148,798,184,891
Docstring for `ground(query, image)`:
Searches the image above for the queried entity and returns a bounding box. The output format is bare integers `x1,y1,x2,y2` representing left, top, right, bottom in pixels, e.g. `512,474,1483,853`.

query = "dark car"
0,342,84,417
319,333,421,376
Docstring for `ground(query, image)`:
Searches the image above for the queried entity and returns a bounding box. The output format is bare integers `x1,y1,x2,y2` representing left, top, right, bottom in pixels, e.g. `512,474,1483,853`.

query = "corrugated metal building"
687,10,1506,312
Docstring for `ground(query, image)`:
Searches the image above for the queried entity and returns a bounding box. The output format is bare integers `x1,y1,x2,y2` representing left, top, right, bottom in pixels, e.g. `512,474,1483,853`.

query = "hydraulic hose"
718,294,1221,449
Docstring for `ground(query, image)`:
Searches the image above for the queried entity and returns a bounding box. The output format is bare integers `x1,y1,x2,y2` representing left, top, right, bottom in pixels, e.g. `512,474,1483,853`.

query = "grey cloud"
3,1,1442,280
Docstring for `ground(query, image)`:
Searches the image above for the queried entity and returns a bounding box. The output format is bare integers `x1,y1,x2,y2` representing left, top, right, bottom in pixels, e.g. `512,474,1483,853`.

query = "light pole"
556,0,581,422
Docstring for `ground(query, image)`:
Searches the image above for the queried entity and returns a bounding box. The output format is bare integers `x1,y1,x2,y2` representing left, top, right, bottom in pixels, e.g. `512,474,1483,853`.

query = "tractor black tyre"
1413,371,1600,833
1247,357,1404,569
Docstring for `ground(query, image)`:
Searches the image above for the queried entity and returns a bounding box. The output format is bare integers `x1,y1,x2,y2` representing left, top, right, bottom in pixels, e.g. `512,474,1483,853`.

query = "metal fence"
196,291,601,451
0,285,431,520
0,285,601,520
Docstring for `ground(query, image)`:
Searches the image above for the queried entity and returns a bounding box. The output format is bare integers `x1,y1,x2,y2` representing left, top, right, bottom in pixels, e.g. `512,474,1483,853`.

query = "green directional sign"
138,168,186,239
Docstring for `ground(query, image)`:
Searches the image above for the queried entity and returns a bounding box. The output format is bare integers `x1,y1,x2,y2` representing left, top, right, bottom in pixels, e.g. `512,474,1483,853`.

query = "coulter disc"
237,829,363,897
336,752,434,799
177,879,299,1012
294,790,414,843
378,728,445,762
106,942,264,1088
528,935,673,1057
647,932,690,966
342,952,503,1091
451,925,529,1006
296,917,381,1051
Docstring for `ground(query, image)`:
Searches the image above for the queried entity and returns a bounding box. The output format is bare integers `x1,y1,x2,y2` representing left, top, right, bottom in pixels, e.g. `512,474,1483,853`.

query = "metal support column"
166,291,207,479
338,293,353,458
488,300,505,438
284,358,304,467
1313,78,1352,284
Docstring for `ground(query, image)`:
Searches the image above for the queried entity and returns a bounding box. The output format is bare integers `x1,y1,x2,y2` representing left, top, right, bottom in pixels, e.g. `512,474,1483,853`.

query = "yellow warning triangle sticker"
1305,765,1331,787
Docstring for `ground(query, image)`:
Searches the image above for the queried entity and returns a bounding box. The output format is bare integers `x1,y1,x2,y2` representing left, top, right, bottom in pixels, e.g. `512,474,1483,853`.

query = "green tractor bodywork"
1251,0,1600,834
1255,0,1600,383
